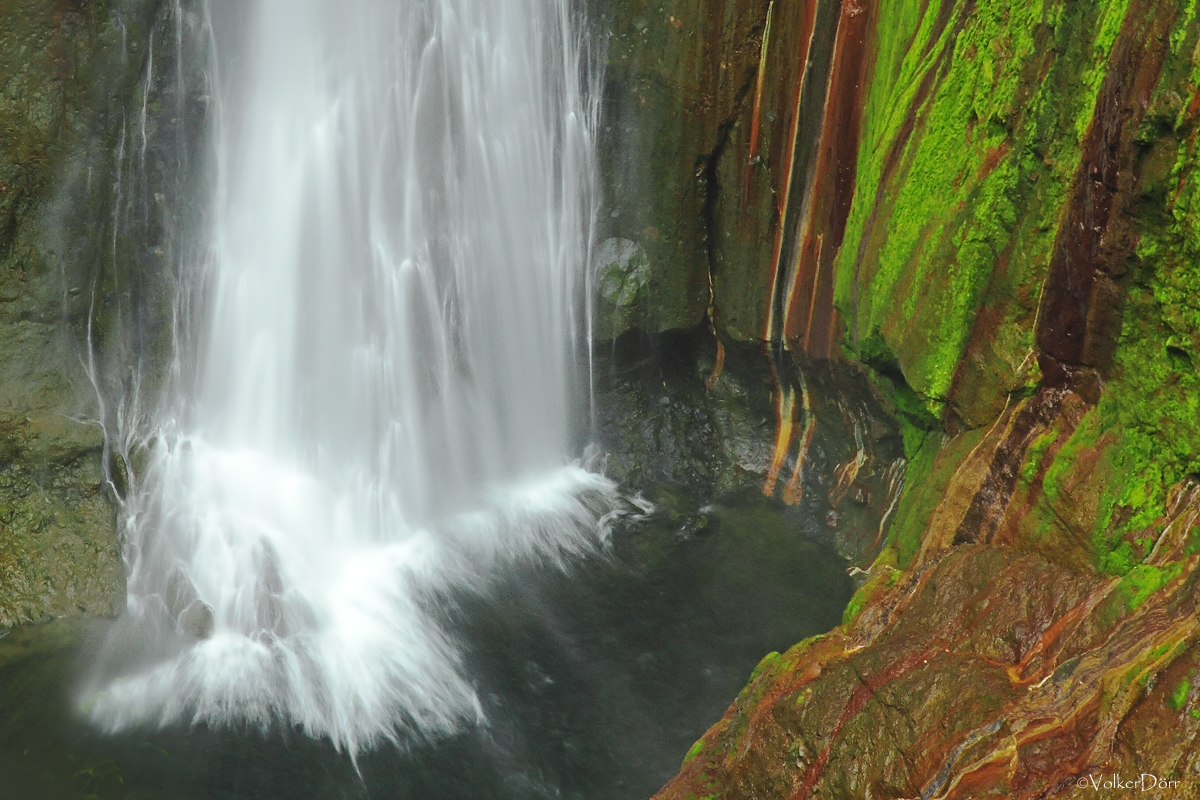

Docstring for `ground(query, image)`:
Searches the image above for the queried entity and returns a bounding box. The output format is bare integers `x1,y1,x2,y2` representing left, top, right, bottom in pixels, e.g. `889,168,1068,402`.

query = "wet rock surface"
656,518,1200,799
0,0,203,627
589,0,773,337
645,0,1200,796
0,414,122,628
0,0,164,627
592,325,905,568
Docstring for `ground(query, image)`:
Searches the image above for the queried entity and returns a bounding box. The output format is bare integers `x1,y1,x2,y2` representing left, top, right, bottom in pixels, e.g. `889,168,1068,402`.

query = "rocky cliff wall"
647,0,1200,796
594,0,869,352
0,0,178,630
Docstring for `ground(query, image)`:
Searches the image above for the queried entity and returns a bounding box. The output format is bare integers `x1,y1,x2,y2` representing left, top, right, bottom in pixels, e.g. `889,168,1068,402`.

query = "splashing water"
88,0,616,756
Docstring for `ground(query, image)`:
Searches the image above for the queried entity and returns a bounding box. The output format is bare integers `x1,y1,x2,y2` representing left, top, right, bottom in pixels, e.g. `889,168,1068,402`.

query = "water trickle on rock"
89,0,615,756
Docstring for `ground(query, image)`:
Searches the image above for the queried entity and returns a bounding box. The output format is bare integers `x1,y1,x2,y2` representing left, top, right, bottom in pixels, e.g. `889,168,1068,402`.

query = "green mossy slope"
837,0,1133,422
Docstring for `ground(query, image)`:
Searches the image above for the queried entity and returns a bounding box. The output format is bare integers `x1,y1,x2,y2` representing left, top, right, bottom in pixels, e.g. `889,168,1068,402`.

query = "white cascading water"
89,0,616,755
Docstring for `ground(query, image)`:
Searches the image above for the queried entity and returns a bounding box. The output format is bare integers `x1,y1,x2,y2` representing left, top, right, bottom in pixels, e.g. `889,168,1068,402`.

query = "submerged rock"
177,597,214,640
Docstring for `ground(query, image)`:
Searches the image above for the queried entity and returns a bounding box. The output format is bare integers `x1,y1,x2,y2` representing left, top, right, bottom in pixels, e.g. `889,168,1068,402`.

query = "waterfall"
88,0,616,756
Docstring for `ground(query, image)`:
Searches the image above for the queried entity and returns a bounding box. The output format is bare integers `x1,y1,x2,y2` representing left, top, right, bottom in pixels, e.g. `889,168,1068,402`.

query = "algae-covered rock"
0,0,164,627
0,414,122,628
591,0,773,338
595,237,653,332
651,0,1200,795
656,497,1200,799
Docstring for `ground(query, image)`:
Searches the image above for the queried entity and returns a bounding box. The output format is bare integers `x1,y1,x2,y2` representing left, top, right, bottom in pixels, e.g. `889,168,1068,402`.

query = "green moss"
1167,676,1191,712
890,448,940,567
835,0,1137,420
1086,420,1174,573
860,334,940,457
820,0,1200,603
1032,406,1168,572
748,651,780,683
1073,5,1200,577
1106,138,1200,522
1102,541,1138,576
1148,642,1175,661
1019,427,1058,485
682,737,706,767
841,550,900,628
1115,562,1184,613
887,429,985,568
841,585,868,628
778,634,824,671
1041,408,1101,507
1073,0,1132,141
1185,527,1200,556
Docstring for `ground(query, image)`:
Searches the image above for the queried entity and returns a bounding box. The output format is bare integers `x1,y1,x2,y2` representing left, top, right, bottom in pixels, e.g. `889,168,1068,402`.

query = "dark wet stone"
178,598,214,640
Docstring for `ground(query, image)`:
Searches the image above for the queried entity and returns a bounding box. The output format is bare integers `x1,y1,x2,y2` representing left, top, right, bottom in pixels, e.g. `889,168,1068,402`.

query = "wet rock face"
649,0,1200,795
590,0,771,338
0,415,123,628
590,0,863,351
592,326,905,567
657,539,1200,799
0,0,166,628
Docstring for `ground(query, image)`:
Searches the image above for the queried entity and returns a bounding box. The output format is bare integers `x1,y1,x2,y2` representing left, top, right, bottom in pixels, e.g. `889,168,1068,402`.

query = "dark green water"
0,492,851,800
